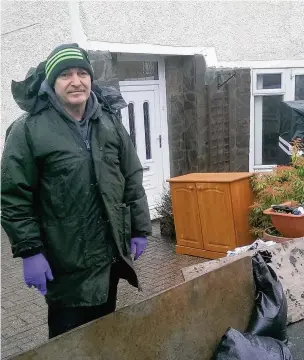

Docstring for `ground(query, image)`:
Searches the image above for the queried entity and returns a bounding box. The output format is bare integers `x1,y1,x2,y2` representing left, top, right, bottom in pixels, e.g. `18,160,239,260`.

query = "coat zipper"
84,140,91,150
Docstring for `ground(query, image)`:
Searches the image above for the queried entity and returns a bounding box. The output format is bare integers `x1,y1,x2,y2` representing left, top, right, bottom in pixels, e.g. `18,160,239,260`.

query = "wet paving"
2,223,303,359
1,222,202,358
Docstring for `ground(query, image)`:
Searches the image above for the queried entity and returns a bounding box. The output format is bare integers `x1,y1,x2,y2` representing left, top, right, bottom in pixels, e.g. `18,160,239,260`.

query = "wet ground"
2,223,303,359
287,320,304,360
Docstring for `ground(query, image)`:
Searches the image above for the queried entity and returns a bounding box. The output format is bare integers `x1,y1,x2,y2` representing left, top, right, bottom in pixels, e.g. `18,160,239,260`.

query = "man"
1,43,152,338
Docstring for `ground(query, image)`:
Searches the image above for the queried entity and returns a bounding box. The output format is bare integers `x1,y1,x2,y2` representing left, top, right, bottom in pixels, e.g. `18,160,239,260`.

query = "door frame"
117,54,170,192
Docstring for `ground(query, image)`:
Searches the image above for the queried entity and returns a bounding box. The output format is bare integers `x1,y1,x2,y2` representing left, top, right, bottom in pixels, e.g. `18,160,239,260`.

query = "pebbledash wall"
2,0,304,174
1,1,73,150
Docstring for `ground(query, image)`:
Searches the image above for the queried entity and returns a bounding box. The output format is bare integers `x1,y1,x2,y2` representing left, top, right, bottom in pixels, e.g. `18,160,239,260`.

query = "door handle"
143,166,150,171
157,135,162,148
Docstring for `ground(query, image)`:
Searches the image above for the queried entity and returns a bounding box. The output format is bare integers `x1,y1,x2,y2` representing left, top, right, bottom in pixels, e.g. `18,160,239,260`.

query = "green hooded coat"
1,62,152,307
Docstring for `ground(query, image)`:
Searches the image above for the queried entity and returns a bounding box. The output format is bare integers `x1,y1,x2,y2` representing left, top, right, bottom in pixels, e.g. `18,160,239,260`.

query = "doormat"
181,238,304,325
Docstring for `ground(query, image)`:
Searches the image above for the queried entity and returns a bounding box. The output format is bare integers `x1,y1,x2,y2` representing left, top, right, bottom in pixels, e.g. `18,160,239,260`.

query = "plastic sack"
212,327,292,360
227,239,276,256
92,83,128,111
246,252,288,342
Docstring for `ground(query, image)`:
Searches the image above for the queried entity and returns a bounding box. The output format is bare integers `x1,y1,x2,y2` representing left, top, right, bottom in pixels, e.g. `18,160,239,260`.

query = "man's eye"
59,73,68,78
79,71,88,76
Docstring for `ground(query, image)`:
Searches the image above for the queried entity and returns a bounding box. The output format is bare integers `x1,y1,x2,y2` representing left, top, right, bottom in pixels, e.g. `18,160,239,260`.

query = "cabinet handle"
188,185,194,190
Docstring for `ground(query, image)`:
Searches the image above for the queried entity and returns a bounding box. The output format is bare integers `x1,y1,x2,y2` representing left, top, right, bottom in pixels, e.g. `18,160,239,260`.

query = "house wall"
80,1,304,62
1,0,302,165
1,1,72,150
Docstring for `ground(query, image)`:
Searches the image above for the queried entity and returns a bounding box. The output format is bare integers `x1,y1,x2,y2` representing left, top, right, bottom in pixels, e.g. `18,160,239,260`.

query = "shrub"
249,139,304,238
155,186,176,241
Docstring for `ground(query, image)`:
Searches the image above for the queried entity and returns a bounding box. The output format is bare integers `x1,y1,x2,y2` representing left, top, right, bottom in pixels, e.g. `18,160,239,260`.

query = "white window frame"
252,68,286,96
117,53,162,86
249,68,304,172
291,68,304,100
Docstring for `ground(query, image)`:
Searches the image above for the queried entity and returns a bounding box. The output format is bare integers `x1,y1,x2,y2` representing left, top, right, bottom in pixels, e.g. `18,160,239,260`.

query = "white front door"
120,84,164,216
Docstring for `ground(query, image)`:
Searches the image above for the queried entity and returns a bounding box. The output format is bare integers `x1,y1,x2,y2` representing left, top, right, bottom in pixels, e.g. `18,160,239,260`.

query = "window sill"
253,165,277,173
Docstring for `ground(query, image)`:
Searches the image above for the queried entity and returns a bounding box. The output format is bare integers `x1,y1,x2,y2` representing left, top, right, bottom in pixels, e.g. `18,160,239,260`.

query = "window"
295,75,304,100
253,70,285,96
256,73,282,90
252,68,304,171
118,61,159,81
254,95,283,166
252,70,286,169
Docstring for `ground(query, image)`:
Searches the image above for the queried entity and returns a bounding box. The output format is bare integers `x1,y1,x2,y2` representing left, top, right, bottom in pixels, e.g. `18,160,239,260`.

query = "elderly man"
1,43,151,338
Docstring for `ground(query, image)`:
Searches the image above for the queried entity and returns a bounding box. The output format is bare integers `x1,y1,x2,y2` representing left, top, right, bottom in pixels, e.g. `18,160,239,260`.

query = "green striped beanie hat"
45,43,94,87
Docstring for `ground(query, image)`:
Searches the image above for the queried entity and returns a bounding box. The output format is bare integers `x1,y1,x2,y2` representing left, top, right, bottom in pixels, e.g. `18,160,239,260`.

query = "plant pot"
263,227,294,243
263,201,304,238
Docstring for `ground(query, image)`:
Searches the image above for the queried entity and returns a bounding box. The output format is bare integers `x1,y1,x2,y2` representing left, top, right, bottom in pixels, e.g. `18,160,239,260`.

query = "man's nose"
70,74,82,86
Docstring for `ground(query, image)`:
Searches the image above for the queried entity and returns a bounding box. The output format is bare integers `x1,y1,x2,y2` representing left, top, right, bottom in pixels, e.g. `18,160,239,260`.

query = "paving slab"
1,223,201,359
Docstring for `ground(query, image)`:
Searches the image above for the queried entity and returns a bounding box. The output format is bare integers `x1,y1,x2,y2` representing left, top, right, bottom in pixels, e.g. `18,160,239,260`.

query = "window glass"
128,103,136,149
295,75,304,100
118,61,159,81
143,102,152,159
257,74,282,90
255,95,283,165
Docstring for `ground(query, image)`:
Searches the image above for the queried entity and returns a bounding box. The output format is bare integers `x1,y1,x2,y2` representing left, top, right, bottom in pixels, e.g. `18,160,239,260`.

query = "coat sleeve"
118,123,152,237
1,118,43,258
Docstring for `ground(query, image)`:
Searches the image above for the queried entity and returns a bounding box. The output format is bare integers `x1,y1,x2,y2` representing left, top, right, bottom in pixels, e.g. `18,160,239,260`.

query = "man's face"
54,67,91,107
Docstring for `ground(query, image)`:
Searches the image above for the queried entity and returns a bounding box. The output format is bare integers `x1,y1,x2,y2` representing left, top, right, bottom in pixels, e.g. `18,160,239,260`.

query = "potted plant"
249,139,304,241
263,200,304,238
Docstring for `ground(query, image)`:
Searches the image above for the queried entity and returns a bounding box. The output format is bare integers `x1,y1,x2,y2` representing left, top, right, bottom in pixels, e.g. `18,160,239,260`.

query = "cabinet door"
196,183,236,252
170,183,203,249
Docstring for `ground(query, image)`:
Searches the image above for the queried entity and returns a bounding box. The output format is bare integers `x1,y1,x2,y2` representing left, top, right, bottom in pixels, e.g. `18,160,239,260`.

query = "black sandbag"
212,327,292,360
246,252,288,342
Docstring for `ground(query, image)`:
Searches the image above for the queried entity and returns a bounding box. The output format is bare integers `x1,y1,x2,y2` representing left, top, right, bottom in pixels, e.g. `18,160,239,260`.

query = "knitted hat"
45,43,94,87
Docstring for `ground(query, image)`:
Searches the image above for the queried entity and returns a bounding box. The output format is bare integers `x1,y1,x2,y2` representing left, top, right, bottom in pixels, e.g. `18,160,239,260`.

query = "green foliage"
249,139,304,238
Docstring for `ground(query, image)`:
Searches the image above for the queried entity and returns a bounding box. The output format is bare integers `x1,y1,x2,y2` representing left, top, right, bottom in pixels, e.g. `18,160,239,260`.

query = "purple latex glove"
130,237,147,260
23,253,53,296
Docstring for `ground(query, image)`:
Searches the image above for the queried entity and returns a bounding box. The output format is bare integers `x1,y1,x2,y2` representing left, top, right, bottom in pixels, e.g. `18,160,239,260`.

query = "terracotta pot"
262,227,294,243
263,201,304,238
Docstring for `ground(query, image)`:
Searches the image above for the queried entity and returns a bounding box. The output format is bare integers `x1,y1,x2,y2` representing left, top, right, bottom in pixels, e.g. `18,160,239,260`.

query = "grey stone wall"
165,55,251,176
164,56,186,177
205,68,251,172
165,55,209,177
234,69,251,171
88,51,119,89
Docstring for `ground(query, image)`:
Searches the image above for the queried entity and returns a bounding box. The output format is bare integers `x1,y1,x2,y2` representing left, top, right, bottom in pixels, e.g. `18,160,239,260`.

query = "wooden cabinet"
168,173,254,259
169,183,203,250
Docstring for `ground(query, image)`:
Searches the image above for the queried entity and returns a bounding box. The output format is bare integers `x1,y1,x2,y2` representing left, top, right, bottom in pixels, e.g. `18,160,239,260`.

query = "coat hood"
282,100,304,116
11,62,127,115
